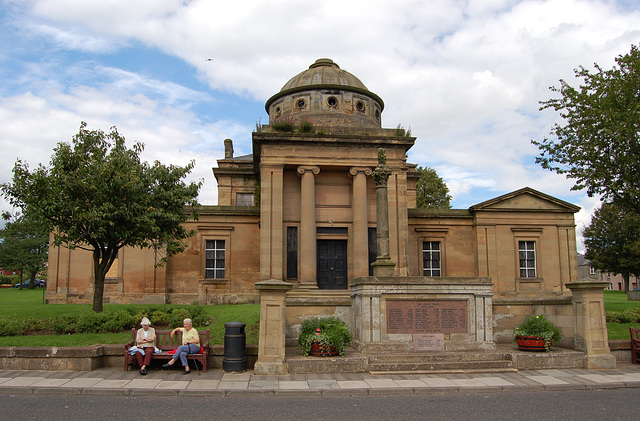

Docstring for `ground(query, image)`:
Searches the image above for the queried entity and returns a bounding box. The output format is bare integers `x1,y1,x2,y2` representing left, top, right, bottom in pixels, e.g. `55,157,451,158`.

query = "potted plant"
513,314,563,352
297,316,352,357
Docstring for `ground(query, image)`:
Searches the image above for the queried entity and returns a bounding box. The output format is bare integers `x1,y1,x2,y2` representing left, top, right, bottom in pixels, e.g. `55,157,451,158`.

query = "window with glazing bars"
205,240,225,279
519,241,536,278
422,241,441,276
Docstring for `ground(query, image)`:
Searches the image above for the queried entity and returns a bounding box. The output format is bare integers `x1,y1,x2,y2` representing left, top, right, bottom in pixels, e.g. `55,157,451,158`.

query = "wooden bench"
124,328,210,372
631,327,640,364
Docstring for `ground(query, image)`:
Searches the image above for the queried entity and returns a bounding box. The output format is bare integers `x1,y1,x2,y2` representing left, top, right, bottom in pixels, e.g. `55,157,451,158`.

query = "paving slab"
32,378,72,387
278,380,310,390
1,376,45,387
186,380,220,390
124,378,162,389
337,380,370,389
91,379,132,389
364,378,400,388
474,377,515,387
249,380,278,390
451,378,491,387
525,375,569,385
308,379,339,389
155,380,189,390
217,381,248,390
419,377,457,387
59,377,102,388
394,379,429,388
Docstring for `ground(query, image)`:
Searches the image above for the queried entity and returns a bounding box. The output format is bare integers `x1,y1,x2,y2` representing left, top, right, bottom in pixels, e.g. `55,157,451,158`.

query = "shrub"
513,314,562,351
297,316,352,356
169,308,191,328
50,314,80,334
150,310,170,327
75,312,112,333
0,316,28,336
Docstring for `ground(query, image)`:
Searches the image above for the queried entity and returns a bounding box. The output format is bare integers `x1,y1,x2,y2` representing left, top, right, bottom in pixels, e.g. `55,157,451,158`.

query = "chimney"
224,139,234,159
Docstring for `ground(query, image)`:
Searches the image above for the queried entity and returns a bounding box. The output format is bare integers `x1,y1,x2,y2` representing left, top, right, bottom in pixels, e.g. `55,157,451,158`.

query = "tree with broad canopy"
1,122,201,312
532,44,640,214
415,166,452,209
0,212,49,289
583,202,640,292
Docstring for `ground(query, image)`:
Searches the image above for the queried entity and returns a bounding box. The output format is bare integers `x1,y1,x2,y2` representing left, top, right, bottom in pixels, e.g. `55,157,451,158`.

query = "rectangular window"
205,240,225,279
287,227,298,279
519,241,536,278
589,266,597,275
236,193,254,206
422,241,441,276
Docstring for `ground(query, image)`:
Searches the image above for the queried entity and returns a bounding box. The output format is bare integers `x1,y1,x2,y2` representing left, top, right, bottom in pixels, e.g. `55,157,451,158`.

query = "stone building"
47,59,610,359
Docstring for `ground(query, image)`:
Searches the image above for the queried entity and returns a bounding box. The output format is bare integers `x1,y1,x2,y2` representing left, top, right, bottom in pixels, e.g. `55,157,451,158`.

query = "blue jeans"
173,344,200,367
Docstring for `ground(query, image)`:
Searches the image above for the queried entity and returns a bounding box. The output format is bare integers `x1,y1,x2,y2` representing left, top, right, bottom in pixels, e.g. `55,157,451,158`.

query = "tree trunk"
92,247,119,313
623,272,630,292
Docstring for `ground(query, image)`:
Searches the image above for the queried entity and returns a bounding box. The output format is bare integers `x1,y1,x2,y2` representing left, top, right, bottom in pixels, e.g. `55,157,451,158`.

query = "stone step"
367,359,515,373
369,367,520,375
366,352,513,364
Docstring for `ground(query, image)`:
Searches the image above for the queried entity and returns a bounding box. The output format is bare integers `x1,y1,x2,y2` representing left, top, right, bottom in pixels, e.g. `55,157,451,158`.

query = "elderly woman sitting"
162,318,200,374
135,317,156,375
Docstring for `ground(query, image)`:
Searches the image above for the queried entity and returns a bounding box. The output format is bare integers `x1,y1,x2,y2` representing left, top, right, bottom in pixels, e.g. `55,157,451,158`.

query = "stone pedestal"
351,276,494,353
254,279,293,375
567,280,617,369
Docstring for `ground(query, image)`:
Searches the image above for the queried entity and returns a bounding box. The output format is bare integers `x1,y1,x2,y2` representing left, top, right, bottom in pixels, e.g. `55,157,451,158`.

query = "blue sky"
1,0,639,250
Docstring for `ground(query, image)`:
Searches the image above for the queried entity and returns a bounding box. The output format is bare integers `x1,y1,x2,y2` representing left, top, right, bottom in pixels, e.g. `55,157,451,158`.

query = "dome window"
375,109,380,120
275,107,281,117
327,96,338,108
297,99,306,110
356,100,365,112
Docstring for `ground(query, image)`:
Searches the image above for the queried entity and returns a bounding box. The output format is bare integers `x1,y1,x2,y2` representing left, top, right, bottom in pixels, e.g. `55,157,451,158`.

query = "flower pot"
309,342,340,357
515,335,550,352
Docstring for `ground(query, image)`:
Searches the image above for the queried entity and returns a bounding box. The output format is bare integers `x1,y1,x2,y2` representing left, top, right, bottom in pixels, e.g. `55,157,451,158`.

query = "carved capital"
297,165,320,176
349,167,372,177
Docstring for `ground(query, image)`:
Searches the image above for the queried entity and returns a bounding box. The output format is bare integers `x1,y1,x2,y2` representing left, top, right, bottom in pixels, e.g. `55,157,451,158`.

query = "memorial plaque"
386,300,467,334
413,334,445,351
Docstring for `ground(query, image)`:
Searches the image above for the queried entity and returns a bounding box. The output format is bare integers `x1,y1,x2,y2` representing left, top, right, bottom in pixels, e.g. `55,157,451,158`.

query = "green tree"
583,202,640,292
0,212,49,288
532,44,640,213
1,122,201,311
415,166,452,209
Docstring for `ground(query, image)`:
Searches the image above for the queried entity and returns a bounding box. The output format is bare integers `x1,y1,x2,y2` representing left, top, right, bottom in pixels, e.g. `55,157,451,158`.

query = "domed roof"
280,58,369,91
265,58,384,111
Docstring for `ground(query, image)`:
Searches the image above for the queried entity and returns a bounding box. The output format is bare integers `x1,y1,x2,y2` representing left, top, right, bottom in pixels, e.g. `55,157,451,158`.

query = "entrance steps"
367,351,516,374
285,345,586,374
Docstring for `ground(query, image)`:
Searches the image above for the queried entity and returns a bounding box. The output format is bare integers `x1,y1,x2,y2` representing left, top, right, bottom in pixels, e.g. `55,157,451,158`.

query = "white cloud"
2,0,639,225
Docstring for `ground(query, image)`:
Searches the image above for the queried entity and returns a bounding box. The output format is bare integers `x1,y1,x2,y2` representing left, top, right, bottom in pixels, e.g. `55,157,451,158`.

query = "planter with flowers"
297,316,352,357
513,314,563,352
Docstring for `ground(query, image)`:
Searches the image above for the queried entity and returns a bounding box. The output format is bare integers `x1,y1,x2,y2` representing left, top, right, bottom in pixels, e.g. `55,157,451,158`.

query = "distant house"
577,254,639,291
0,269,19,276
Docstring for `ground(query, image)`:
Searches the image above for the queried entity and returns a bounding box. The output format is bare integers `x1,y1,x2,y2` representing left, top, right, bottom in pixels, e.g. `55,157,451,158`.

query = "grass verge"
0,289,259,346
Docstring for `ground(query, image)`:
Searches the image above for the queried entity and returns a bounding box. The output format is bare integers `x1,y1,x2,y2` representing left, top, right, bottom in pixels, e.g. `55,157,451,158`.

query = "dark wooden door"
317,240,348,289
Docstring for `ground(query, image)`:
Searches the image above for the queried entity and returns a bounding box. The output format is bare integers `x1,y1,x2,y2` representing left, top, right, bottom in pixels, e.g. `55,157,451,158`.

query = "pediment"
469,187,581,213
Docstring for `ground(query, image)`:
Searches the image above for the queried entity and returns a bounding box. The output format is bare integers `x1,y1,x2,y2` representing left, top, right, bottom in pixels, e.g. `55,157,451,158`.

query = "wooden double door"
316,240,347,289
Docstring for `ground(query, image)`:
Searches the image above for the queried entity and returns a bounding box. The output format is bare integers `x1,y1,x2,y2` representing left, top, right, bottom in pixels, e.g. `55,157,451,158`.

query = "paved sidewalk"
1,364,639,396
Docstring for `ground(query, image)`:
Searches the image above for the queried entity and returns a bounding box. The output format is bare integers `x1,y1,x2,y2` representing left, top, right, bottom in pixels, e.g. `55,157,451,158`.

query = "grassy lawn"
0,288,259,346
1,288,637,346
603,290,640,340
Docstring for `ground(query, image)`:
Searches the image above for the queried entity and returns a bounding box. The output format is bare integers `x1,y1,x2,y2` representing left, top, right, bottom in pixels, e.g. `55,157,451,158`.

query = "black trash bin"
223,322,246,372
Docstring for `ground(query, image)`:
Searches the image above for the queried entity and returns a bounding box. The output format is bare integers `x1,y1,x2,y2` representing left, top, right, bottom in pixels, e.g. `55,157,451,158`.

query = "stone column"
260,164,284,281
254,279,293,375
297,165,320,289
567,280,617,369
370,149,395,276
350,167,372,278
